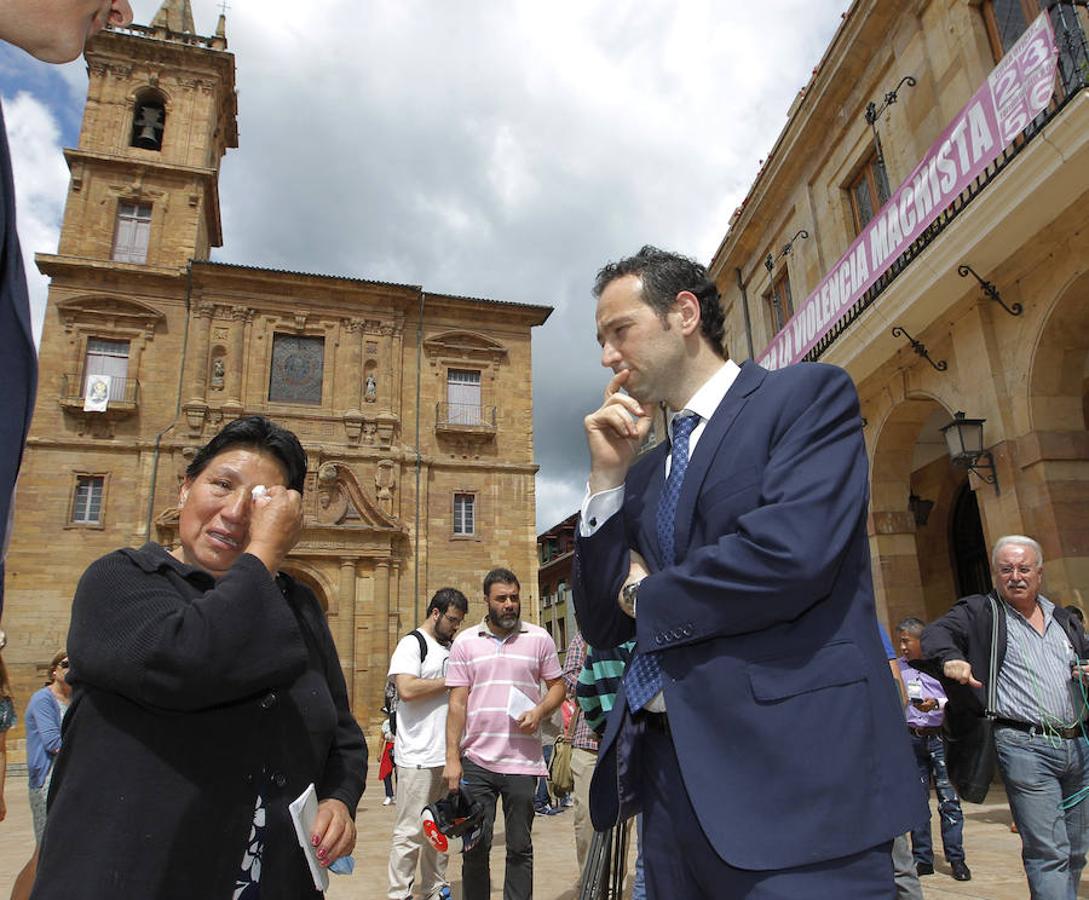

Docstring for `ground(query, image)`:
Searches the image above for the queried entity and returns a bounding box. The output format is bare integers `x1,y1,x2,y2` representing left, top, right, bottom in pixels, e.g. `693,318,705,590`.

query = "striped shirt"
995,594,1081,726
576,640,635,737
447,619,562,775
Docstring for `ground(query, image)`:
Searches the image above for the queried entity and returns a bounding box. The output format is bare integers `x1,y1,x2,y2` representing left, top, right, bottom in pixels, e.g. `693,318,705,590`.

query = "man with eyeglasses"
386,588,468,900
923,534,1089,899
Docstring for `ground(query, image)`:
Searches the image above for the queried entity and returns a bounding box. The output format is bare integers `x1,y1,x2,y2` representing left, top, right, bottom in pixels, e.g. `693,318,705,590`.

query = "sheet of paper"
288,782,329,893
507,686,537,721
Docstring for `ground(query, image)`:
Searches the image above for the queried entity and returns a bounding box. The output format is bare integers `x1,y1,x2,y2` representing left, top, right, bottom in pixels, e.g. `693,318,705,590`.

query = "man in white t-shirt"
386,587,468,900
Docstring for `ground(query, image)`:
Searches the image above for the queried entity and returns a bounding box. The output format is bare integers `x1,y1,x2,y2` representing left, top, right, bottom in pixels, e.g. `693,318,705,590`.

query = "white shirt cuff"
579,484,625,536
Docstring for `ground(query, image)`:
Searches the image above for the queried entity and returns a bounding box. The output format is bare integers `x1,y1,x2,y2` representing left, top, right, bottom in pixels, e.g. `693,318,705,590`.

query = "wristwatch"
622,579,643,616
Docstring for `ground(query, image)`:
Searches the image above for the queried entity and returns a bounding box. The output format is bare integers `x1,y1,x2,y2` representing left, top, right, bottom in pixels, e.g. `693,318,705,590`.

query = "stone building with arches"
2,0,550,745
710,1,1089,632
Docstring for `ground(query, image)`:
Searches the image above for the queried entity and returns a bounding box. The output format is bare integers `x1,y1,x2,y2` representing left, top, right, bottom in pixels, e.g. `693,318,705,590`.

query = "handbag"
0,696,14,732
548,704,579,795
944,592,1000,803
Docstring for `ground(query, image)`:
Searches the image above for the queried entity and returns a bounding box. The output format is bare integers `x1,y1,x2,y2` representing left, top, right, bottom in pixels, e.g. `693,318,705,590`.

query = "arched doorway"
1024,268,1089,606
870,397,991,627
950,482,990,598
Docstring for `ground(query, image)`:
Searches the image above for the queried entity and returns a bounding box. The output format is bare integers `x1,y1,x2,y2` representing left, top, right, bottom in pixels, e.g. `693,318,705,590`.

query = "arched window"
131,90,166,151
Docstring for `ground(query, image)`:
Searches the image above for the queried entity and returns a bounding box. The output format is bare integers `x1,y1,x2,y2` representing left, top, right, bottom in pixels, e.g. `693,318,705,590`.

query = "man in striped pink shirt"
444,567,565,900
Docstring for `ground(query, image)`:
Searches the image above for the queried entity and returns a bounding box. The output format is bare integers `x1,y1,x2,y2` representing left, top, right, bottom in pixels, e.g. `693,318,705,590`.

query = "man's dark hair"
428,587,469,617
185,415,307,493
483,567,520,598
593,245,727,359
896,616,926,637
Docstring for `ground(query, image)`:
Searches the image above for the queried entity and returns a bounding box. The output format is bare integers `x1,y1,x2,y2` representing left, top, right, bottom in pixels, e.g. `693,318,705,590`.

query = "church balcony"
59,373,140,418
435,402,497,441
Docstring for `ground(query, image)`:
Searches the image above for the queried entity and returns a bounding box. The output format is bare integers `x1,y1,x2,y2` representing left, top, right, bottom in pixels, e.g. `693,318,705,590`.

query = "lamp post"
940,412,1000,494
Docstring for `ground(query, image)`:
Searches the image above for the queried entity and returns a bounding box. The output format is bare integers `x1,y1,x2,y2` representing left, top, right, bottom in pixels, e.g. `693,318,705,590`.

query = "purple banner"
759,12,1057,370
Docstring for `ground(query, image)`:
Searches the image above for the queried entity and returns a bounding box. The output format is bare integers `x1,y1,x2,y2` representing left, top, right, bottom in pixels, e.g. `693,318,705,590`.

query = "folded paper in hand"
507,686,536,722
289,783,329,893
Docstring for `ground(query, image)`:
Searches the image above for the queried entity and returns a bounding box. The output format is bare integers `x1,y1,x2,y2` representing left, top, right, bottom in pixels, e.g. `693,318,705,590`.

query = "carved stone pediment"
314,462,403,531
423,330,508,363
57,295,166,335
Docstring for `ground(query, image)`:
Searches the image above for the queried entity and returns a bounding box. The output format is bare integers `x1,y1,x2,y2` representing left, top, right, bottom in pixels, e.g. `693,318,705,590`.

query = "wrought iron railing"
805,2,1089,362
60,374,140,405
435,402,497,429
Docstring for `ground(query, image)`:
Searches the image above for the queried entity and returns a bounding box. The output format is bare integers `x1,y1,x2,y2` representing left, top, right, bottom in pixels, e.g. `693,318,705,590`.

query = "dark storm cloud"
39,1,851,530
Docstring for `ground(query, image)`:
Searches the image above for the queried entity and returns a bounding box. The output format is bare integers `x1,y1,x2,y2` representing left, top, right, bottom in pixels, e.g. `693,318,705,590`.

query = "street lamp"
940,411,999,494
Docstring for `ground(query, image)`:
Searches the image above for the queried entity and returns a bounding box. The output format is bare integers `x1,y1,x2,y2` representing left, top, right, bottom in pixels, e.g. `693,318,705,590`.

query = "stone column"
182,302,215,435
338,558,357,706
372,560,391,718
226,306,250,406
347,319,364,410
868,510,926,631
353,570,372,722
187,302,215,402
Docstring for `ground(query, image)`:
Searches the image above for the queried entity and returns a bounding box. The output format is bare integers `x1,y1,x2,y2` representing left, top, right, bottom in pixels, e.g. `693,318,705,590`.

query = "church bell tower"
52,0,237,269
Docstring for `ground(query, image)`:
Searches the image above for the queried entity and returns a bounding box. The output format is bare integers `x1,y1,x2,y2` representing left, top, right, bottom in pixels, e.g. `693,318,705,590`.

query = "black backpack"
387,629,428,736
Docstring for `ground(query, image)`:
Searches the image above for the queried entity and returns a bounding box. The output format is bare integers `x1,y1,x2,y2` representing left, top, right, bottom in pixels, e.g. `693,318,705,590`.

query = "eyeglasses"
442,614,465,627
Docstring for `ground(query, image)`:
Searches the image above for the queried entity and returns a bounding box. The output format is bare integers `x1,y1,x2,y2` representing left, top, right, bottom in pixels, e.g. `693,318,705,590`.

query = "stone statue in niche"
316,463,348,525
364,373,377,403
210,357,225,389
363,421,377,446
375,459,396,514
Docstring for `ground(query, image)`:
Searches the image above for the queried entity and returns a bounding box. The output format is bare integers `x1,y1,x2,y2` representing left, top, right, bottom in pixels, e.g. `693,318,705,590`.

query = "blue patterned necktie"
624,413,699,711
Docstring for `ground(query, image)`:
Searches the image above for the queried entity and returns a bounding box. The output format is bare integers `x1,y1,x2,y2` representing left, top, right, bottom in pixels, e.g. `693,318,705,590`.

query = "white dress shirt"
580,360,741,535
578,360,741,712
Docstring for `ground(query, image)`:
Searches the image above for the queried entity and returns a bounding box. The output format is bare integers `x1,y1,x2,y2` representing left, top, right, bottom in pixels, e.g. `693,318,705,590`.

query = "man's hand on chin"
585,370,651,494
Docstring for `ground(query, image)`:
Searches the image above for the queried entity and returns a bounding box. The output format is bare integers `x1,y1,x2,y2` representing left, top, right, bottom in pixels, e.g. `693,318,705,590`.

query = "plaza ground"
0,771,1085,898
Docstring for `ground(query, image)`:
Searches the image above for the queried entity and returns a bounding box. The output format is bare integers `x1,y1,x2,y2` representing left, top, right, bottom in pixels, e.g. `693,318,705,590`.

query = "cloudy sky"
1,0,850,532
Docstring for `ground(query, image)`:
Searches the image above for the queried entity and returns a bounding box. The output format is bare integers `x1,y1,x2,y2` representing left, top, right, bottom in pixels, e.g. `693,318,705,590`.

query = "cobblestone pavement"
2,775,1087,897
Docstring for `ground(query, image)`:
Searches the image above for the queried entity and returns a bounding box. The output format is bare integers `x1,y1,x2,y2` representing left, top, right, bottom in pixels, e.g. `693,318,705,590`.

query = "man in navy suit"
573,246,924,897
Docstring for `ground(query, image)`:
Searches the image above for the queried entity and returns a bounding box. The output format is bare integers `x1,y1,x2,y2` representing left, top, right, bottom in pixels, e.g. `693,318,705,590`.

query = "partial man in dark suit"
573,246,923,898
0,0,134,619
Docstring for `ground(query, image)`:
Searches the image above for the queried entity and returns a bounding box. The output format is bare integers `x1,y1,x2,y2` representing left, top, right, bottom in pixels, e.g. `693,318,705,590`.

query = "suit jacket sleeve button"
273,772,287,788
655,634,665,645
260,692,277,709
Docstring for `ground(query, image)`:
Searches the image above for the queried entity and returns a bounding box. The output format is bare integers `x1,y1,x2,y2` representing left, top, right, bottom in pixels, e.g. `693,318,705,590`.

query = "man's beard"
491,611,519,630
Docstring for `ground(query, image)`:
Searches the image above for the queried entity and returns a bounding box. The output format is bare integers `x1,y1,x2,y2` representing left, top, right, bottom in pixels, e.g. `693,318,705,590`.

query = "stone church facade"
3,0,550,745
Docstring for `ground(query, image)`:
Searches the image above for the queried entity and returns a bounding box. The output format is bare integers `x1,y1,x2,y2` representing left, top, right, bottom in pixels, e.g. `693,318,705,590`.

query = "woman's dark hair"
593,245,727,359
185,416,307,493
427,587,469,617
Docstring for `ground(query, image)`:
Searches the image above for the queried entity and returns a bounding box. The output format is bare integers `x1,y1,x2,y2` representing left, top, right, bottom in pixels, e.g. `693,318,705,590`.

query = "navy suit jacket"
573,360,924,871
0,98,37,611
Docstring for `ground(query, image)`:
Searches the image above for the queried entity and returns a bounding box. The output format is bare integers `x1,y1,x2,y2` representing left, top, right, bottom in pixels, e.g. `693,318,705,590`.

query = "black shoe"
950,860,972,881
915,861,934,876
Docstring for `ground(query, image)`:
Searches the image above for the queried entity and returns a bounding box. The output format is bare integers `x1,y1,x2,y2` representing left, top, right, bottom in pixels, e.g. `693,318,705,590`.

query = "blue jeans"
995,726,1089,900
909,733,965,864
632,814,646,900
535,743,553,809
